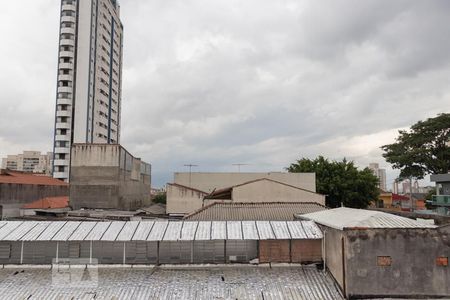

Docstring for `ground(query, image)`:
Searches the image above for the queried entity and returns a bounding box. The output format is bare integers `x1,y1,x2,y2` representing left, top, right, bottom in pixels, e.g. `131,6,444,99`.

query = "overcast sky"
0,0,448,187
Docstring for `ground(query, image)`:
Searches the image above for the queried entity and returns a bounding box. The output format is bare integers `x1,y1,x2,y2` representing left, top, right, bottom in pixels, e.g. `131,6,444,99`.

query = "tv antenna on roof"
232,163,249,173
184,164,198,187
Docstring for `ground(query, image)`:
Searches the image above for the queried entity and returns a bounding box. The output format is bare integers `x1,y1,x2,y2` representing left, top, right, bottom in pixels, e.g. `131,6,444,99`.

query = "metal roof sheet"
20,222,51,241
0,220,323,242
256,221,275,240
67,222,97,241
185,202,327,221
3,222,39,241
117,221,140,241
132,221,154,241
195,221,211,240
35,222,66,241
301,207,437,230
85,222,111,240
101,221,126,241
271,221,291,239
226,221,243,240
0,222,23,240
180,222,198,241
242,221,259,240
147,221,168,241
52,221,81,241
211,221,227,240
163,222,182,241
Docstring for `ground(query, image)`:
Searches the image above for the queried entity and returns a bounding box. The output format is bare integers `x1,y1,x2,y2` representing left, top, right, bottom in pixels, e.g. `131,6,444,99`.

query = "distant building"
69,144,151,210
1,151,53,175
0,169,68,218
53,0,124,182
184,202,327,221
430,174,450,215
167,172,320,215
368,163,386,191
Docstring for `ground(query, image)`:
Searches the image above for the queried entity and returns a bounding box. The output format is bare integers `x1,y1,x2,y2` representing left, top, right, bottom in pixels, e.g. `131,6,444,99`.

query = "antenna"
232,163,249,173
184,164,198,187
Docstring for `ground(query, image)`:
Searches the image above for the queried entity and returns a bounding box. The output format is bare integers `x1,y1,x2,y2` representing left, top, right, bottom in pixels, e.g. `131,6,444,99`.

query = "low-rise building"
300,207,449,299
184,202,327,221
0,170,68,218
69,144,151,210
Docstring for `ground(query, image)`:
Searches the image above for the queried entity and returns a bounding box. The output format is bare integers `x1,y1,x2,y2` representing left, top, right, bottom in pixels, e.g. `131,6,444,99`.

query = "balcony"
56,110,71,118
53,171,69,180
57,86,72,94
60,38,75,47
53,159,70,166
432,195,450,206
58,74,72,82
56,122,71,129
59,62,73,70
60,27,75,35
54,147,70,154
55,134,70,141
61,16,76,23
59,50,74,58
62,4,76,12
57,98,72,105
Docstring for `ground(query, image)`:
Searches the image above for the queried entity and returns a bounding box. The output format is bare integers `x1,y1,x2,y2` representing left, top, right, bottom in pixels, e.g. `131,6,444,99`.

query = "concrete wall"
232,180,325,205
70,144,151,210
0,184,68,218
322,227,345,290
166,184,208,215
174,172,316,193
344,228,450,299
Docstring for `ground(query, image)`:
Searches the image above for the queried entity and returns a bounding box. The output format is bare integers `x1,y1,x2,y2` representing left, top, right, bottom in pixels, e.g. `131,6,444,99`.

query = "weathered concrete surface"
69,144,151,210
166,183,208,215
344,228,450,299
0,184,68,218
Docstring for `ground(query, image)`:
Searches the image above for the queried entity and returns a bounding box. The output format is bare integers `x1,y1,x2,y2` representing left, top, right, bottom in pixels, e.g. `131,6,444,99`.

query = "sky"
0,0,449,188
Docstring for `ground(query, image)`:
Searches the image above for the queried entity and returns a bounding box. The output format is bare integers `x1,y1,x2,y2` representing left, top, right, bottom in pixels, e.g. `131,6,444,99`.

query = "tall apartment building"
1,151,53,175
368,163,387,191
53,0,123,181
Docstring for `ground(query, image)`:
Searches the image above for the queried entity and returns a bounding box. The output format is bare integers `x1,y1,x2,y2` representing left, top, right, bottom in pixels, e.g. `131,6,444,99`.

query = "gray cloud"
1,0,449,186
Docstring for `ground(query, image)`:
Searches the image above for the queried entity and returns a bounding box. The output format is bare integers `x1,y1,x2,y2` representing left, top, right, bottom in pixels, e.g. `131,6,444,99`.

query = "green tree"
287,156,379,208
153,192,166,204
381,113,450,179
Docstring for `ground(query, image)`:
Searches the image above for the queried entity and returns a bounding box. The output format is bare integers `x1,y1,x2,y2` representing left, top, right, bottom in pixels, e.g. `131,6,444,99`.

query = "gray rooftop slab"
0,266,344,300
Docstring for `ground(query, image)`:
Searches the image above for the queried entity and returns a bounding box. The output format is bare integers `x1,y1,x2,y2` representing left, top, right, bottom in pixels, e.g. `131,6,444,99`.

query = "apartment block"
1,151,53,175
53,0,123,181
368,163,387,191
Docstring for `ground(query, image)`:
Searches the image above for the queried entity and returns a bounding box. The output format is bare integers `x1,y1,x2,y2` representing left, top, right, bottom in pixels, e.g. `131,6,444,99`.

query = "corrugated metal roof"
301,207,438,230
184,202,327,221
0,266,344,300
0,221,322,242
0,170,68,186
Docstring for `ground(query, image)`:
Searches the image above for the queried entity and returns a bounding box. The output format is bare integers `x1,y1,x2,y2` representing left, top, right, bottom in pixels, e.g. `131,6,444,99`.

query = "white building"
1,151,53,175
53,0,124,181
368,163,387,191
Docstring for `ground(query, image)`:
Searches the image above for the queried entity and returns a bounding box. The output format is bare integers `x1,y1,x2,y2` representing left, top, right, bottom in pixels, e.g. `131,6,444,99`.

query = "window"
436,257,448,267
57,166,65,172
377,256,392,266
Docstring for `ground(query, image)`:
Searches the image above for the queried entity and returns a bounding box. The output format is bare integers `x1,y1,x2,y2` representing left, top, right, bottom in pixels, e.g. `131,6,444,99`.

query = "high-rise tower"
53,0,123,181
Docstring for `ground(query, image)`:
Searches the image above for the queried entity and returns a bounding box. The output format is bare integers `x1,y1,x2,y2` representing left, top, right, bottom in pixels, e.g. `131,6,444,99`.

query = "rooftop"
0,220,322,242
22,196,69,209
0,266,343,299
300,207,437,230
0,170,67,186
184,202,327,221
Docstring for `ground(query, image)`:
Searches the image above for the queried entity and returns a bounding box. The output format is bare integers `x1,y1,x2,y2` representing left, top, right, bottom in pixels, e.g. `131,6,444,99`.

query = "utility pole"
184,164,198,187
232,163,248,173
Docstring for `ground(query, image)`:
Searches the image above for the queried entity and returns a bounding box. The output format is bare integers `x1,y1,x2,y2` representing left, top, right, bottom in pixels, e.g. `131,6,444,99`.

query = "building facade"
368,163,387,191
53,0,124,181
1,151,53,175
69,144,151,210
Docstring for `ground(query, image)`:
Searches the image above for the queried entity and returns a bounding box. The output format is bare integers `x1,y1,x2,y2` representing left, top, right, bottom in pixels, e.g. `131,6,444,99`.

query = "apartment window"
58,154,66,160
377,256,392,266
62,57,72,63
57,166,65,172
60,117,68,123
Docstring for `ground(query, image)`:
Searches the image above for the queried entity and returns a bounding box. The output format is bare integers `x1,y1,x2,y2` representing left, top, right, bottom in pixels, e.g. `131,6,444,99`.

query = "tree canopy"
287,156,379,208
381,113,450,179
